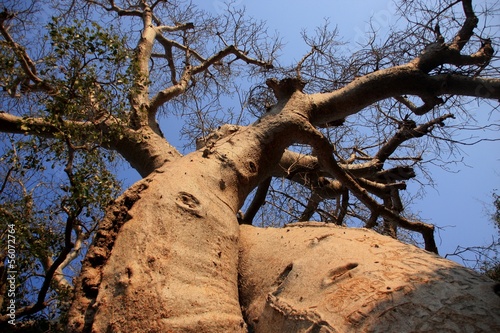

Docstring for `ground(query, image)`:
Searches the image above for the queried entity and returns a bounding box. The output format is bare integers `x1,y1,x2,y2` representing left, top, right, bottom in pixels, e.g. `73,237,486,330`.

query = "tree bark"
239,223,500,333
66,99,304,331
67,153,249,332
66,80,500,332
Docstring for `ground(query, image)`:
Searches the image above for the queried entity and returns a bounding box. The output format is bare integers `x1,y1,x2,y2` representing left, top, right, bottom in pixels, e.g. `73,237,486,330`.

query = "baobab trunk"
239,223,500,332
67,153,250,332
67,88,500,332
66,107,301,331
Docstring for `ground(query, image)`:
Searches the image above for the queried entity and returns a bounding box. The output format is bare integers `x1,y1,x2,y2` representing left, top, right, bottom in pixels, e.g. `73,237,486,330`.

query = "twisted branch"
301,123,438,253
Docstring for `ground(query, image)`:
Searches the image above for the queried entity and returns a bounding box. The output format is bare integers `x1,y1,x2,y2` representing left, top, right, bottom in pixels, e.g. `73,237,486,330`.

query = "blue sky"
186,0,499,261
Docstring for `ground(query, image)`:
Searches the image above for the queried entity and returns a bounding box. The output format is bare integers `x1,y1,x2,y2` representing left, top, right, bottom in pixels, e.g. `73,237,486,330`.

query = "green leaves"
62,144,121,220
42,18,132,123
1,19,129,318
0,132,121,322
48,18,128,63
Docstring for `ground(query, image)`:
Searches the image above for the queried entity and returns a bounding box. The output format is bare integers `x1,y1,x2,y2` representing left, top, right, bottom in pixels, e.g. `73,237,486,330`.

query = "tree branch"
410,0,493,73
0,142,83,322
240,177,272,225
87,0,143,17
157,22,195,33
307,1,496,124
0,10,54,95
273,149,383,182
149,67,192,115
0,111,127,144
336,188,349,225
0,112,63,137
299,192,322,222
0,111,181,177
149,45,273,115
193,45,273,74
300,123,438,253
451,0,479,52
393,95,444,115
310,67,500,126
154,34,206,63
375,114,456,162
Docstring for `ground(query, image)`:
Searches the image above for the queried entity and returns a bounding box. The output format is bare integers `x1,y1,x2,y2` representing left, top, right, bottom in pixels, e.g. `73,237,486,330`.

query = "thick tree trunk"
239,223,500,332
67,153,248,332
66,87,500,332
67,170,500,332
66,107,295,331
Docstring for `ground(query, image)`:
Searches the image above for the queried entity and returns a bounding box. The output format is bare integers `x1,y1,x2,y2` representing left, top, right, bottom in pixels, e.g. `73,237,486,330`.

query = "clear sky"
184,0,500,262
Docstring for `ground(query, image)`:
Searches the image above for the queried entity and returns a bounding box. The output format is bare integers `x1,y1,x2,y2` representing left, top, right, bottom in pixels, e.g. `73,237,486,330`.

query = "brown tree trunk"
66,104,295,331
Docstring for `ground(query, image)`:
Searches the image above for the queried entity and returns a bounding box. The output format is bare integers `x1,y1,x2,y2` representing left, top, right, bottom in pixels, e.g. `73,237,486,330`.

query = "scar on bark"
175,191,204,217
265,294,336,331
322,263,359,288
272,263,294,296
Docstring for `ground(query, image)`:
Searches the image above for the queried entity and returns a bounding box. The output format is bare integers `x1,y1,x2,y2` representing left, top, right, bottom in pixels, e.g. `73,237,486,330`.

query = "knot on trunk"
266,77,306,100
175,192,204,217
196,124,240,150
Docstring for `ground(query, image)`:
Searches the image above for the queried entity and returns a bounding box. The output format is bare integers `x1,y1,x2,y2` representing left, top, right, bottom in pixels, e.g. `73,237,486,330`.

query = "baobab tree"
0,0,499,332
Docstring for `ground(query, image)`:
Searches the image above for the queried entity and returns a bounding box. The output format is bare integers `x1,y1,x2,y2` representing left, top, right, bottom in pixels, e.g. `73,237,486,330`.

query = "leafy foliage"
483,192,500,281
0,131,121,324
0,16,128,324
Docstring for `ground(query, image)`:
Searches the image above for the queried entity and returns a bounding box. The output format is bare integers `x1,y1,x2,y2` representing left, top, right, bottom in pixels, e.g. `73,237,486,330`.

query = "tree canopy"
0,0,499,330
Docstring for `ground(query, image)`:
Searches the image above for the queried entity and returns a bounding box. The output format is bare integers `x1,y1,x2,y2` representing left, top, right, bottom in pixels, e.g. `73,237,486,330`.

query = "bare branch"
274,149,382,180
409,0,494,73
299,192,322,222
451,0,479,52
301,123,438,253
296,46,316,80
153,31,209,86
149,67,193,115
375,114,456,162
157,22,194,33
191,45,273,74
154,34,206,63
310,68,500,125
241,177,272,225
87,0,143,17
394,95,444,115
0,10,54,95
149,45,273,115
